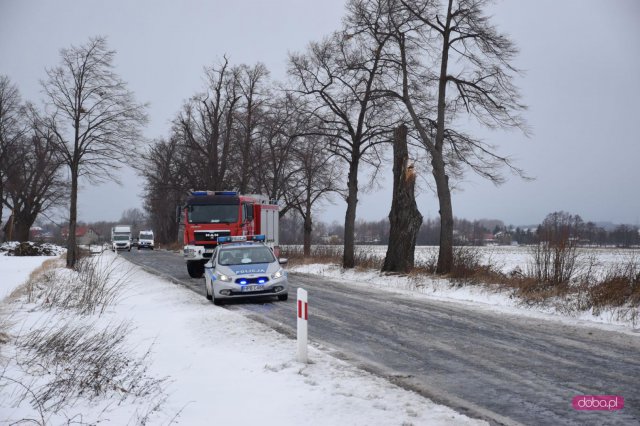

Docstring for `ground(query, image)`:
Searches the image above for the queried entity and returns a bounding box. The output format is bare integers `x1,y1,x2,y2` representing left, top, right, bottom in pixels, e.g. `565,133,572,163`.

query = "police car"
203,235,288,305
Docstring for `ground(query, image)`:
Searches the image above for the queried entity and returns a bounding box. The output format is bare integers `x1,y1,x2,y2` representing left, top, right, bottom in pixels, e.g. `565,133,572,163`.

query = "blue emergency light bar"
217,234,265,244
190,190,238,196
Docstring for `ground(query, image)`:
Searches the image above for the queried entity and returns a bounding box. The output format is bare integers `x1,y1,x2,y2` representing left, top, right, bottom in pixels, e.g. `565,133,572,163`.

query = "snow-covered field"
354,244,640,275
0,251,484,425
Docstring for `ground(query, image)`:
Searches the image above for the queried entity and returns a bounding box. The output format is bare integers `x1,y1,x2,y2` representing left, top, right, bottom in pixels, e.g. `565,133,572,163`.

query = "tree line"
2,0,532,273
280,211,640,248
140,0,529,274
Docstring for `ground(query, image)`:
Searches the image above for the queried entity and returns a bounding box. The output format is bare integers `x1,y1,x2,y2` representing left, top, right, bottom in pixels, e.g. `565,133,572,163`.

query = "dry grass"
158,241,183,251
15,320,166,413
25,254,133,316
281,245,343,265
281,245,384,270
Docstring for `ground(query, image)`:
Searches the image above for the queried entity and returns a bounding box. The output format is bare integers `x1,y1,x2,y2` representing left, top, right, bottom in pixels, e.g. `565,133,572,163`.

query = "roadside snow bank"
0,256,57,301
290,264,640,332
0,251,485,425
0,241,65,257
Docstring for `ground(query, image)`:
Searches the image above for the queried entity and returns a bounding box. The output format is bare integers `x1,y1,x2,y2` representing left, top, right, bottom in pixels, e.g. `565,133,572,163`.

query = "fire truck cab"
180,191,279,278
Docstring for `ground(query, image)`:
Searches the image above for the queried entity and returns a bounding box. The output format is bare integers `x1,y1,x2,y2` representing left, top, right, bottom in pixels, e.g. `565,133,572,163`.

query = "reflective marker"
297,288,308,363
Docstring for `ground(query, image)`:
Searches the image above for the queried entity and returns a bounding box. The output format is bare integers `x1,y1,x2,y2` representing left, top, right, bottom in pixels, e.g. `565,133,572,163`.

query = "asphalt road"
120,249,640,426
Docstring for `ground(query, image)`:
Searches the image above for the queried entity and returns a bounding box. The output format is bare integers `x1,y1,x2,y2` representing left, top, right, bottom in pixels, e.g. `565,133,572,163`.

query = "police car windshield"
188,204,238,224
218,246,275,266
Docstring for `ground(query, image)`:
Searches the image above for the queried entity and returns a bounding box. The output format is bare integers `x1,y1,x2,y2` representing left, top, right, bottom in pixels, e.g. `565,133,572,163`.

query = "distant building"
483,233,496,245
29,226,43,240
61,226,101,245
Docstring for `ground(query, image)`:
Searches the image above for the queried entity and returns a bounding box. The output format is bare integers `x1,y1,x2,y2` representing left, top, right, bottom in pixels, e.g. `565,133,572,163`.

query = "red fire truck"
180,191,280,278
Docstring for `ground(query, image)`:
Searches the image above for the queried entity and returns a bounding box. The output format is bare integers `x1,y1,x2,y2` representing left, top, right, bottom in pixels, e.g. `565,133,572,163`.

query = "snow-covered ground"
0,251,485,425
0,256,53,300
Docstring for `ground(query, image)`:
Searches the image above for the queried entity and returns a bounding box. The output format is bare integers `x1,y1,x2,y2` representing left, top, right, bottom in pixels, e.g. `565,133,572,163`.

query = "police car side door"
204,247,219,291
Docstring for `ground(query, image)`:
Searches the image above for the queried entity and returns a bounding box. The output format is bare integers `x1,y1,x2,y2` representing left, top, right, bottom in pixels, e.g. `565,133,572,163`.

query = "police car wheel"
205,282,212,300
187,261,204,278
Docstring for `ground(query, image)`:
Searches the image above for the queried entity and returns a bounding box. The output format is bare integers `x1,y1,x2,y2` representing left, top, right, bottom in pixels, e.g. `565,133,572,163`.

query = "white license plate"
205,248,214,253
242,285,264,292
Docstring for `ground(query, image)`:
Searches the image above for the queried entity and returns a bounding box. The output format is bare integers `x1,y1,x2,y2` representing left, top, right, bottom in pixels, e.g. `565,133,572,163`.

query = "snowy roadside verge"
289,264,640,333
0,252,485,425
0,256,55,301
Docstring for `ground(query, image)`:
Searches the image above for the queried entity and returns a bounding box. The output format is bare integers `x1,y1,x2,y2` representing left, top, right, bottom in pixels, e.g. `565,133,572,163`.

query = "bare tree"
350,0,528,273
402,0,528,273
175,57,241,190
236,63,270,193
42,36,148,267
2,106,68,241
0,75,28,238
251,92,313,217
289,28,395,268
119,207,147,233
140,137,185,245
287,133,340,256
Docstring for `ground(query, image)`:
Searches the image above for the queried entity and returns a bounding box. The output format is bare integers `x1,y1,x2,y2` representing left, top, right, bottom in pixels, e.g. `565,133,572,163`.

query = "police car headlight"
271,269,284,280
217,273,232,282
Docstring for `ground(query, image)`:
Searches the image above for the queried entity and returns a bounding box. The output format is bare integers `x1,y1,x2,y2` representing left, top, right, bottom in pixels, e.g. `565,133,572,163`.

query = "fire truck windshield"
188,204,239,224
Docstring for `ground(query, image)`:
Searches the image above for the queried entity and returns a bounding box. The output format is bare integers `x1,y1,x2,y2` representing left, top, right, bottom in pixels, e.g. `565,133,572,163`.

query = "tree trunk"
432,153,454,274
433,0,454,274
3,213,14,241
0,182,3,241
66,166,79,268
303,202,312,257
342,160,359,269
12,210,37,242
382,125,423,273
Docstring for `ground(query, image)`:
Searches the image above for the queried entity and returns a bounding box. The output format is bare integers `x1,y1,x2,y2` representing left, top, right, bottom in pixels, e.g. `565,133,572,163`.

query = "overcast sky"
1,0,639,227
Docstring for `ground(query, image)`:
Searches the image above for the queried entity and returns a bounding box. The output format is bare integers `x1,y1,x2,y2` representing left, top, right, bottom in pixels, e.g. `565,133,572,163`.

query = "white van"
111,225,132,251
138,230,154,250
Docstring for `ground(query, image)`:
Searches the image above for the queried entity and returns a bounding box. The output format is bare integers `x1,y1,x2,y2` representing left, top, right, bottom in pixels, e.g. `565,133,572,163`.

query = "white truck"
111,225,132,251
138,230,154,250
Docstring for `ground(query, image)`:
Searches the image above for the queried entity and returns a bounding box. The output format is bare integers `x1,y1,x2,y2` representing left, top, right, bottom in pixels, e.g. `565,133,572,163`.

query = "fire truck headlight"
271,269,284,280
217,273,232,282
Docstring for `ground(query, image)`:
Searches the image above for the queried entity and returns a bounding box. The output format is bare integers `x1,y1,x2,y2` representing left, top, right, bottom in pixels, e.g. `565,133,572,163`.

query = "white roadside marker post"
297,288,308,363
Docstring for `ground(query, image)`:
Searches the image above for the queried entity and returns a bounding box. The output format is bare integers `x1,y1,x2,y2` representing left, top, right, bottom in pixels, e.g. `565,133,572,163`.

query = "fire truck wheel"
278,294,288,301
187,261,204,278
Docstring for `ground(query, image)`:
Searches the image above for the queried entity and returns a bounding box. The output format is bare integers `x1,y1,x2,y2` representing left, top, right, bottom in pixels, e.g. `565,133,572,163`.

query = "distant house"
319,234,342,244
483,233,496,245
29,226,43,240
61,226,101,245
494,231,512,245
